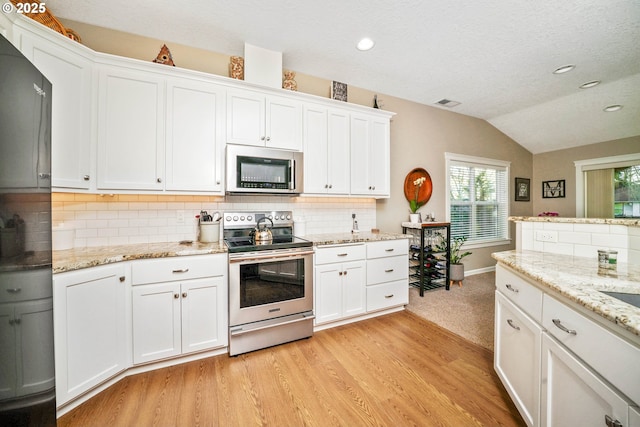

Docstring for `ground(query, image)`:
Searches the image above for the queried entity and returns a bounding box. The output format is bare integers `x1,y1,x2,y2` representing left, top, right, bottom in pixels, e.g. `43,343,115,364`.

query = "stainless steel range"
224,211,314,356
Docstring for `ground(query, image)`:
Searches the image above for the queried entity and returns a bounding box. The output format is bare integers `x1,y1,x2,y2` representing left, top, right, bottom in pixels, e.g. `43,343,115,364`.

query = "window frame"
445,152,511,249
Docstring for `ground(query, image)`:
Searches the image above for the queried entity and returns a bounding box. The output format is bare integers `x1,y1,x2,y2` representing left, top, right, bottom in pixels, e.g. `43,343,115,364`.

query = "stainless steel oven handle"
230,313,316,336
229,249,315,263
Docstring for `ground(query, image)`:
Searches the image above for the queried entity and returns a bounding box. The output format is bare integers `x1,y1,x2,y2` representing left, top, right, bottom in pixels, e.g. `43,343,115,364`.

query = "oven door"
229,248,314,327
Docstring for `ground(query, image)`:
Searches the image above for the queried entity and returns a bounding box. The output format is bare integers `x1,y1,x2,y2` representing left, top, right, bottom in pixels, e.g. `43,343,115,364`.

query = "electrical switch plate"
176,210,185,225
535,230,558,242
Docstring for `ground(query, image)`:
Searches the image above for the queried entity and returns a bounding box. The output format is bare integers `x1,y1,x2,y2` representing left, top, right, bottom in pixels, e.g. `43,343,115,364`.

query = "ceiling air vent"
435,99,461,108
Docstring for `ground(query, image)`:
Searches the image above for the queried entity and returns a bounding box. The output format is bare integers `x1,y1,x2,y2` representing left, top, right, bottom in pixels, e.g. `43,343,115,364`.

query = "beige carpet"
406,271,495,351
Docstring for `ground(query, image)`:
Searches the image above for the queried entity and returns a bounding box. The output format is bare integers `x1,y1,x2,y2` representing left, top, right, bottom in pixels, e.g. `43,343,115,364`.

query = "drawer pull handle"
505,284,519,293
605,415,623,427
385,294,394,299
385,248,394,252
6,288,22,293
385,269,394,273
172,268,189,273
337,253,348,257
506,319,520,331
552,318,577,335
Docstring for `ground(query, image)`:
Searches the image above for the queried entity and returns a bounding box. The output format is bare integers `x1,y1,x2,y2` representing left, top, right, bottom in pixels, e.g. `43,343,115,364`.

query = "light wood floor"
58,311,525,427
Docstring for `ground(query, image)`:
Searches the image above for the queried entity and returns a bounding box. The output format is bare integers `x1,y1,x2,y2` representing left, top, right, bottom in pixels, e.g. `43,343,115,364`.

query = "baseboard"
466,265,496,276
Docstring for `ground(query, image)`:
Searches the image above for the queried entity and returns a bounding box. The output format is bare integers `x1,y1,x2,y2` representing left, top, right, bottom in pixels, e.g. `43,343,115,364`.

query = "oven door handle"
230,313,316,336
229,249,315,263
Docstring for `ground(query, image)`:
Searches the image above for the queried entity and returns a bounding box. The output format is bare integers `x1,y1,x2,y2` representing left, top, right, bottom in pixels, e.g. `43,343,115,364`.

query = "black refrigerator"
0,33,56,426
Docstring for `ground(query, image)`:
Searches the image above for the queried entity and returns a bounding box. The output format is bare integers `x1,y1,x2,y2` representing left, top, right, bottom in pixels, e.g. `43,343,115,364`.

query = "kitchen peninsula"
492,217,640,427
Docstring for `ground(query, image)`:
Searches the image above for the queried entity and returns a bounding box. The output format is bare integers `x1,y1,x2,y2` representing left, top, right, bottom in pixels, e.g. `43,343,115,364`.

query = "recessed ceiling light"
553,64,575,74
579,80,601,89
356,38,375,51
603,104,623,112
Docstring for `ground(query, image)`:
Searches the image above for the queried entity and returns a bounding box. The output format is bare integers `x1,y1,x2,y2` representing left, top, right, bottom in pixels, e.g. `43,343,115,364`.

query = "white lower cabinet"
131,254,228,365
314,244,366,325
0,268,54,400
53,264,129,407
495,264,640,427
541,333,629,427
365,240,408,312
494,291,542,427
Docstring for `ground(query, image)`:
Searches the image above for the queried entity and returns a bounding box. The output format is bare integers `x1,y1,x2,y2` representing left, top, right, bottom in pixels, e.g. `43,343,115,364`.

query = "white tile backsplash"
52,194,377,248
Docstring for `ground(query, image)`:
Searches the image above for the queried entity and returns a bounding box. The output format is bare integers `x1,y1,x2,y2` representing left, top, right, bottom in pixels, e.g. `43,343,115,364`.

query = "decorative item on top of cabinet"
402,222,450,296
229,56,244,79
282,70,297,91
152,44,175,66
331,81,347,101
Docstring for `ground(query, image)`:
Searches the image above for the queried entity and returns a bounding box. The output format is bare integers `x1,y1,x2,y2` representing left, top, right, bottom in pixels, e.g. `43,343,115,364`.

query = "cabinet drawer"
542,294,640,405
315,244,366,265
366,255,408,285
496,265,543,323
132,254,227,285
0,268,52,302
367,239,408,259
366,280,408,312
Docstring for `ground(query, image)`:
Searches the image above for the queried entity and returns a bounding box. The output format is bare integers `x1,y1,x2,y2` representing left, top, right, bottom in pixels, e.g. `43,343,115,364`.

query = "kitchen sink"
601,291,640,309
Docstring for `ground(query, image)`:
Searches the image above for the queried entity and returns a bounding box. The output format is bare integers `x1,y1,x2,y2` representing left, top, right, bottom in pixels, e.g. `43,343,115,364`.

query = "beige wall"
532,136,640,217
60,19,534,271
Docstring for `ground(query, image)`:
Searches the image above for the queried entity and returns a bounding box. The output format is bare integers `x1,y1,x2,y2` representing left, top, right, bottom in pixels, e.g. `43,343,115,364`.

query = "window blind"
448,159,509,244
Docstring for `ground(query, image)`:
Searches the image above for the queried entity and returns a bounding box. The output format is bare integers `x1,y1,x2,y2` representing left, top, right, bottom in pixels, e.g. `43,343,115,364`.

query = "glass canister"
597,249,618,270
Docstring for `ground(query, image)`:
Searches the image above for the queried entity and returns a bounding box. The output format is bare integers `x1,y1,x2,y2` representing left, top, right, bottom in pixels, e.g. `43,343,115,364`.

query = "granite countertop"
493,250,640,338
0,251,52,273
509,216,640,226
302,231,410,246
53,241,227,274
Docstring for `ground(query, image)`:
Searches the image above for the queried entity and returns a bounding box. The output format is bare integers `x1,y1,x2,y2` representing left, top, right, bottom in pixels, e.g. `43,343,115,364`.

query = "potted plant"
449,236,472,283
409,176,426,222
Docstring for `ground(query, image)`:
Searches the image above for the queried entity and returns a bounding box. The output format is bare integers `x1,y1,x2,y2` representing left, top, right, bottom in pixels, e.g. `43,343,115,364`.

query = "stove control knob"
268,214,273,219
247,215,253,221
274,215,280,220
240,216,245,221
286,214,291,220
225,216,231,222
233,216,239,221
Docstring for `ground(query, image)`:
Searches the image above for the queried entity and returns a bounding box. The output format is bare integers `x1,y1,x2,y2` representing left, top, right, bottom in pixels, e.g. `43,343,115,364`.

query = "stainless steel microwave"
226,145,303,195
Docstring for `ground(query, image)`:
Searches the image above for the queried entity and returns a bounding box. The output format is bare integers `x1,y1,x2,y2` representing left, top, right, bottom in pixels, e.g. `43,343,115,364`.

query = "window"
445,153,510,247
614,165,640,218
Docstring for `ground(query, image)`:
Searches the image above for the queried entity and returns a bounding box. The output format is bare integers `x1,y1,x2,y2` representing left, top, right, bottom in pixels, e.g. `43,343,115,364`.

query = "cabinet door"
54,264,128,405
327,109,350,194
369,117,390,196
165,78,225,193
226,88,265,146
349,114,370,195
0,305,15,399
181,277,227,353
14,299,55,397
303,104,329,193
266,95,302,150
20,31,93,190
132,282,181,364
350,114,390,197
315,263,343,324
494,292,542,427
541,333,629,427
342,260,366,318
97,65,164,190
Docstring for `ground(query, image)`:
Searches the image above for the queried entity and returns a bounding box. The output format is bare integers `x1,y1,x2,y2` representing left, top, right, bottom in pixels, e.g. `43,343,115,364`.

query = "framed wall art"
331,81,348,102
542,179,565,198
515,177,530,202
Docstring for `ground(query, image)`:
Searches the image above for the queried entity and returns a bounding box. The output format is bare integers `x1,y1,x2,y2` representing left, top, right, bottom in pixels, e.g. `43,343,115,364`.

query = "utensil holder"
199,222,219,243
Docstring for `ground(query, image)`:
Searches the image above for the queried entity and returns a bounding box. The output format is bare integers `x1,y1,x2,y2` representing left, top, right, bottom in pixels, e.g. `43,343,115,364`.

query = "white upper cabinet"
303,104,350,195
16,27,94,190
350,114,390,197
227,88,303,151
165,77,225,193
96,64,165,191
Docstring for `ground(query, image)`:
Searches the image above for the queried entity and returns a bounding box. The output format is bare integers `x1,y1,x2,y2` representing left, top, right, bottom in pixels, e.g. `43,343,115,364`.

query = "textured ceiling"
45,0,640,154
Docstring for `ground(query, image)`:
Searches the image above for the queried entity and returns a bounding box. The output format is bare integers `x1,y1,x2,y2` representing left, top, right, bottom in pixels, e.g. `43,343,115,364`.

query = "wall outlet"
176,210,185,225
535,230,558,242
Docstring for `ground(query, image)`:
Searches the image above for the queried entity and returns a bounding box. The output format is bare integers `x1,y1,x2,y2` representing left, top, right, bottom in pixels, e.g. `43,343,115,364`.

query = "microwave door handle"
289,158,295,190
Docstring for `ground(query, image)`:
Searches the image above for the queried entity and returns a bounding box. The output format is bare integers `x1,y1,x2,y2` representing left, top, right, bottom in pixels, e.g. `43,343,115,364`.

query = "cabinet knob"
157,178,162,183
261,136,266,141
6,288,22,293
38,173,51,179
83,175,90,181
343,271,348,276
329,184,332,189
174,293,180,299
119,276,125,282
325,184,329,188
265,136,271,141
339,271,343,276
182,292,187,298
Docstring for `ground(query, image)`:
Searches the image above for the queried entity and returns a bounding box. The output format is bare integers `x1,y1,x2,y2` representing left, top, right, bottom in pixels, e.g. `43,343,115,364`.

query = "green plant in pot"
449,236,472,282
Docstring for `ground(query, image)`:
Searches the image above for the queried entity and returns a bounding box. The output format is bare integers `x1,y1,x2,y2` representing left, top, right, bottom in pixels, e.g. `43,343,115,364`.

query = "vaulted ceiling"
46,0,640,154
